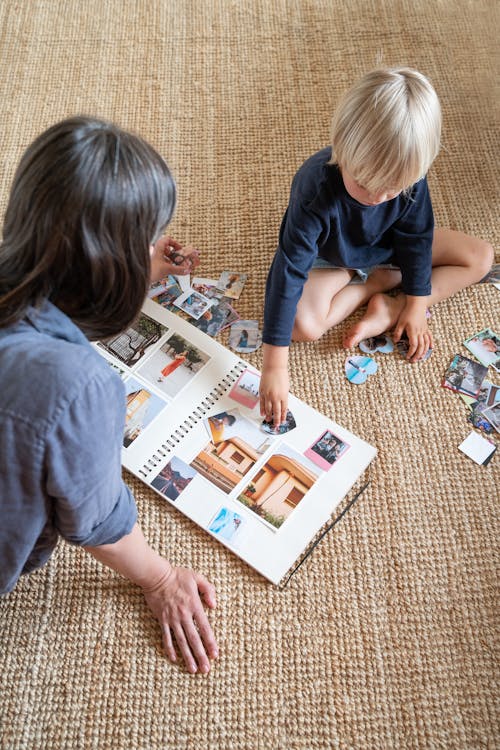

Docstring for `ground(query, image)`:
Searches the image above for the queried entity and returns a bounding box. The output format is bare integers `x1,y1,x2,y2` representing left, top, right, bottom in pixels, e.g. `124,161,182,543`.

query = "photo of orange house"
236,446,319,529
191,436,260,494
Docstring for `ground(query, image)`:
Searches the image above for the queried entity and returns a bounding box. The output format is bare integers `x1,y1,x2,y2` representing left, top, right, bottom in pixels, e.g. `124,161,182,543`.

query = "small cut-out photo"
261,409,297,435
229,320,262,353
358,334,394,354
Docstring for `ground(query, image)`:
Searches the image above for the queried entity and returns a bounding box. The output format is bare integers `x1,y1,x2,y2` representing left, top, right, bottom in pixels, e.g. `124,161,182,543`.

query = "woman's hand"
150,236,200,283
142,565,218,675
85,523,218,674
393,296,433,362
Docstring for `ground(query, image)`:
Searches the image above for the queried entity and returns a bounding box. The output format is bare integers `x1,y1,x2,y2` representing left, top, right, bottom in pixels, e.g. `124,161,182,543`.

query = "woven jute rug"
0,1,498,748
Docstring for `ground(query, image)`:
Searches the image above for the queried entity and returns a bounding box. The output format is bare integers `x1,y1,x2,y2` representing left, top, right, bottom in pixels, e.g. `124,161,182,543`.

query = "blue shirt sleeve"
263,180,325,346
45,367,137,547
391,179,434,296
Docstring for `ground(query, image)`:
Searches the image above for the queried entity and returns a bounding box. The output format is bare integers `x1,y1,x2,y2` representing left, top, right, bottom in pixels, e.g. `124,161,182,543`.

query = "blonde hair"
330,67,441,193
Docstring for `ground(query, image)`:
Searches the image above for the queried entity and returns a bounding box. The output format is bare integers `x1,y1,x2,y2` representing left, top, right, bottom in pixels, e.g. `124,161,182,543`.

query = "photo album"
96,296,376,585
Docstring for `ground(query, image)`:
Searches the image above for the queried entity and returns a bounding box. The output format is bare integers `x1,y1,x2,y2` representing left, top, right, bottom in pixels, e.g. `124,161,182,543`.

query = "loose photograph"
481,402,500,433
192,300,240,337
464,328,500,371
136,332,210,398
191,408,270,494
191,277,224,300
98,314,168,368
173,289,213,320
148,276,183,308
151,456,197,501
123,377,168,447
441,354,488,398
229,320,262,353
304,429,350,471
235,444,320,530
216,271,247,300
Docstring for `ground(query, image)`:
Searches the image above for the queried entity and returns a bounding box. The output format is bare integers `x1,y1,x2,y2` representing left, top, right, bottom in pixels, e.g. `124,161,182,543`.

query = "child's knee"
292,315,324,342
476,240,495,279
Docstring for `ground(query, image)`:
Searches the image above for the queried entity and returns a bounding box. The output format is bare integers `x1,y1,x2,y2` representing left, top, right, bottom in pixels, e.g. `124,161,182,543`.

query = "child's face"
341,168,402,206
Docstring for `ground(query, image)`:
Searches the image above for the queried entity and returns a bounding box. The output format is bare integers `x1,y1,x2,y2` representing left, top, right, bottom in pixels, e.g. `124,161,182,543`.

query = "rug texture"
0,1,498,749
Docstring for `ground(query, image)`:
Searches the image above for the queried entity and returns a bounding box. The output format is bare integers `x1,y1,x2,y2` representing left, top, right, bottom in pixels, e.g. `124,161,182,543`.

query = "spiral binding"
138,360,247,478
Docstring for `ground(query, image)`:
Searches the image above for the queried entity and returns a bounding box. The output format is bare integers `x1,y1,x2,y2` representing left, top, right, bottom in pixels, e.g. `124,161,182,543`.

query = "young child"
0,116,218,674
260,66,493,425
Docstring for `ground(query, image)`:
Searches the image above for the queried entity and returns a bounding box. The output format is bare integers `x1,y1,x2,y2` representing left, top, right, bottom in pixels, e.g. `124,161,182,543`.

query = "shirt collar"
24,301,90,347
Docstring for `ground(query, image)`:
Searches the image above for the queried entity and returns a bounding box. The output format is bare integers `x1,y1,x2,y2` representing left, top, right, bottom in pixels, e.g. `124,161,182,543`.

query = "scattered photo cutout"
261,409,297,435
229,320,262,353
208,507,246,548
345,356,378,384
235,444,320,530
192,299,240,337
151,456,197,501
467,403,494,434
482,402,500,433
149,276,183,308
137,332,210,398
359,334,394,354
480,263,500,285
463,328,500,371
459,378,496,408
304,429,350,471
395,335,432,360
191,277,224,300
458,432,496,466
98,314,168,368
441,354,487,399
216,271,247,300
123,377,168,447
173,289,213,320
229,369,261,409
192,409,270,494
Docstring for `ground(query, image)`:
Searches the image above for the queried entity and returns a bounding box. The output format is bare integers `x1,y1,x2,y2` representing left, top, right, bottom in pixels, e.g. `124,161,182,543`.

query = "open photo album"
96,296,376,585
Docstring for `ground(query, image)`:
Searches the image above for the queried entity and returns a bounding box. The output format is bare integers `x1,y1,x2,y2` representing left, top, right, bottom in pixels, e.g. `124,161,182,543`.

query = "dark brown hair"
0,116,176,339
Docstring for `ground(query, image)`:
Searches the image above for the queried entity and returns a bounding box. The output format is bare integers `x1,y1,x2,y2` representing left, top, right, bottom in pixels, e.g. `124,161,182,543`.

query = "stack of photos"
441,325,500,443
148,274,243,341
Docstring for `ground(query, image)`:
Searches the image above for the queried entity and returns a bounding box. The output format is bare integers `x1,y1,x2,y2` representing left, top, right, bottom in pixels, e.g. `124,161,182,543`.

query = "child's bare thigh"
296,268,353,319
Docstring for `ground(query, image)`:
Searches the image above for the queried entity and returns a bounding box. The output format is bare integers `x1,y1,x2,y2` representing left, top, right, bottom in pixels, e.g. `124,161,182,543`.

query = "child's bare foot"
343,293,405,348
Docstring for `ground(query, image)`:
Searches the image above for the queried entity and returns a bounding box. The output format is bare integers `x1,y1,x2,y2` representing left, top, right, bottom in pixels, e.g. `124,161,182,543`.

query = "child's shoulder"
291,147,339,203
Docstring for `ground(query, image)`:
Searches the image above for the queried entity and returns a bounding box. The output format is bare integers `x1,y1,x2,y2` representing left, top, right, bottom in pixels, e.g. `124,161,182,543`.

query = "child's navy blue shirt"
0,301,137,595
263,146,434,346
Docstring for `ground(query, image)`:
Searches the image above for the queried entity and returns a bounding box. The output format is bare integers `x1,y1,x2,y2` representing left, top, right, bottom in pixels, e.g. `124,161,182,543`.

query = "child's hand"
393,296,433,362
259,365,290,427
142,564,218,675
150,236,200,282
260,344,290,426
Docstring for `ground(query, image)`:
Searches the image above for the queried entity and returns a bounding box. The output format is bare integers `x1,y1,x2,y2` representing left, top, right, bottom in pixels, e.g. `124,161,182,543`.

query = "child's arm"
85,522,218,674
393,294,433,361
259,343,290,427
